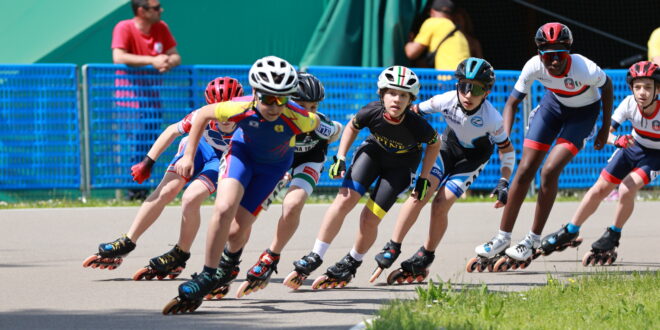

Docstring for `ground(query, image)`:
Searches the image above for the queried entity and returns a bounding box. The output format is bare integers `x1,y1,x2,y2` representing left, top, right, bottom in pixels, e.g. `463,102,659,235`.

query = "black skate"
205,251,241,300
312,254,362,289
236,249,280,298
82,235,136,270
133,245,190,280
582,227,621,266
466,252,507,273
163,271,218,315
387,247,434,285
283,252,323,290
369,241,401,283
539,225,583,256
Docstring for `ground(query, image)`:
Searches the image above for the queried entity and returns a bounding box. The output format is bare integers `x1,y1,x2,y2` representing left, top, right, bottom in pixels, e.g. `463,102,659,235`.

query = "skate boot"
466,235,510,273
494,235,541,272
312,254,362,289
369,240,402,283
582,227,621,266
163,271,218,315
387,247,435,285
133,245,190,280
236,249,280,298
82,234,136,270
539,224,583,256
283,252,323,290
205,249,241,300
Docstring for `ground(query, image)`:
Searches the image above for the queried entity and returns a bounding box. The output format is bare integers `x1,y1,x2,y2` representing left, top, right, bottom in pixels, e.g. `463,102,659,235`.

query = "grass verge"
369,271,659,329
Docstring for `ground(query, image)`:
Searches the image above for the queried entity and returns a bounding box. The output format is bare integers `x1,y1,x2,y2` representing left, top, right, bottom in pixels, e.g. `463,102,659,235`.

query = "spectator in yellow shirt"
405,0,470,71
649,27,660,64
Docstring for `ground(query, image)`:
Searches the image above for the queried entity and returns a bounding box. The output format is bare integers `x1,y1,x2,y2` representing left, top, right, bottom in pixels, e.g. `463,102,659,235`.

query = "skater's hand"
412,176,430,200
490,178,509,208
175,155,194,180
130,155,155,184
283,171,292,182
593,127,609,150
410,104,421,115
613,134,634,148
328,155,346,179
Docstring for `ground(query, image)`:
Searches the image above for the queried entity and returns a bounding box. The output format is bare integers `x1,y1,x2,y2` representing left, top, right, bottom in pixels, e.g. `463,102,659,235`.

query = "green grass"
369,271,660,330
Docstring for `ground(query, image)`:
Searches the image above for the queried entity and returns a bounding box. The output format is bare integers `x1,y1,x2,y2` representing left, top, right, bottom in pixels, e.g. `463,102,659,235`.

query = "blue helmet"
455,57,495,89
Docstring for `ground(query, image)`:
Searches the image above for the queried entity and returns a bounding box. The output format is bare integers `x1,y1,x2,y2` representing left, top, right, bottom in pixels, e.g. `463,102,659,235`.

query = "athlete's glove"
490,178,509,205
328,155,346,179
413,176,430,200
613,135,634,148
131,155,155,184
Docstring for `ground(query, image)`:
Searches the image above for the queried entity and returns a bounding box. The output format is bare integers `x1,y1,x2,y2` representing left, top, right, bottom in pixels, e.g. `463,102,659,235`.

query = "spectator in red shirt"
112,0,180,72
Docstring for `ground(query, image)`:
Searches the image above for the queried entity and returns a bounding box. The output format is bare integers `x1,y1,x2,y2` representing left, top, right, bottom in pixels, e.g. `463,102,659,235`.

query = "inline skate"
236,249,279,298
82,234,136,270
369,240,401,283
205,249,241,300
387,247,434,285
133,245,190,280
493,235,541,272
312,254,362,289
538,224,583,256
283,252,323,290
162,271,218,315
582,227,620,266
466,236,510,273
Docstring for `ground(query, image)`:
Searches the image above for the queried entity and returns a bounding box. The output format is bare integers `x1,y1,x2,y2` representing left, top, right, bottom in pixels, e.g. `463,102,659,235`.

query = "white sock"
312,239,330,259
497,230,511,240
528,231,541,242
349,248,365,262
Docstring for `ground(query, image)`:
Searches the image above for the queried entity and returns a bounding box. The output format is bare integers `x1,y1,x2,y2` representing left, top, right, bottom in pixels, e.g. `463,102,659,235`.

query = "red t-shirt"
111,19,176,55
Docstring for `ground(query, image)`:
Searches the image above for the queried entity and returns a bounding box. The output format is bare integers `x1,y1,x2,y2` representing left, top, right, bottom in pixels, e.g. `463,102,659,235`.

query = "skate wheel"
82,255,99,268
162,297,180,315
386,269,402,285
415,275,425,283
519,258,532,270
532,250,542,260
321,282,329,289
337,281,347,288
476,263,485,272
557,245,568,252
99,264,108,270
168,274,178,280
114,258,123,266
236,281,251,298
311,275,328,290
157,275,165,281
283,271,303,290
406,276,414,283
132,267,150,281
510,262,519,270
487,263,494,273
493,257,508,272
329,282,337,289
465,257,478,273
369,267,383,283
396,277,404,284
582,252,594,267
610,252,618,264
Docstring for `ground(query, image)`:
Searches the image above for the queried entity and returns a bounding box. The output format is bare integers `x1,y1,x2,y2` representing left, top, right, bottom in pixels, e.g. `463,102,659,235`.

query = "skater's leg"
270,186,308,254
612,172,645,228
316,187,362,244
203,178,244,268
532,145,575,234
177,179,211,252
127,172,187,241
425,187,458,251
390,175,440,243
499,147,546,232
570,177,616,226
353,207,382,255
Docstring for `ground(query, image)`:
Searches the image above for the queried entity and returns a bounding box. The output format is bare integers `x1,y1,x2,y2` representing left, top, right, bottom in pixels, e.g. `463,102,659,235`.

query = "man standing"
405,0,469,71
112,0,181,200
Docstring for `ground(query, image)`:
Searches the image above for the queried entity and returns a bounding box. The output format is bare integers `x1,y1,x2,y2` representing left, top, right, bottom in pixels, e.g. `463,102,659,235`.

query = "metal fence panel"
0,64,80,189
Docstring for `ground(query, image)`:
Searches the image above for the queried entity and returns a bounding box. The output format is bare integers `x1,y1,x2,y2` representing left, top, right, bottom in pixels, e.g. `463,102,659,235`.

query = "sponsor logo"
154,42,163,54
652,120,660,131
249,121,259,128
564,78,575,90
274,124,284,133
470,116,484,127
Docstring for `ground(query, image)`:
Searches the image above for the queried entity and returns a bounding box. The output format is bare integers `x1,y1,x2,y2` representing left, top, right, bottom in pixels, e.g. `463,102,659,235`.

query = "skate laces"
105,235,129,251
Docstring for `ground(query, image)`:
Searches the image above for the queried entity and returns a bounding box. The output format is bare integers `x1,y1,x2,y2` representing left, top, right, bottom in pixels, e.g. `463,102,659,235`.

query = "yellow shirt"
648,27,660,62
414,17,470,71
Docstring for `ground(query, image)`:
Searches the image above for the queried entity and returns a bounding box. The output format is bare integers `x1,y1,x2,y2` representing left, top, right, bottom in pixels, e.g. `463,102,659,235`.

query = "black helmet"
292,72,325,102
454,57,495,89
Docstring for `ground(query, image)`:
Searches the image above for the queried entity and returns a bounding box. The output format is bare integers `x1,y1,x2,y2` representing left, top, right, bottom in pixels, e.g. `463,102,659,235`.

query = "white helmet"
377,66,420,97
248,56,298,96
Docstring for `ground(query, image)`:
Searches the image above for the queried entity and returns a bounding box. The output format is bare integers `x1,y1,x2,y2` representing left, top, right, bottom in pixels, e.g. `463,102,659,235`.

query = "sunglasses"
538,49,570,63
258,93,289,106
143,5,161,11
457,82,487,96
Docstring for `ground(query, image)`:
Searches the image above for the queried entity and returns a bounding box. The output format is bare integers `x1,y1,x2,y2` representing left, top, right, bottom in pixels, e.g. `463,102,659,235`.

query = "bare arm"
165,47,181,68
175,104,216,178
594,76,613,150
113,48,165,67
336,120,360,159
418,136,441,179
405,42,426,60
146,124,182,161
502,95,523,136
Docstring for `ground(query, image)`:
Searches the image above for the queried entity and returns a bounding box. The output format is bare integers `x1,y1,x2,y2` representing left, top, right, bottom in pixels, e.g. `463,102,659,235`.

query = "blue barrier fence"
0,64,80,189
0,63,654,195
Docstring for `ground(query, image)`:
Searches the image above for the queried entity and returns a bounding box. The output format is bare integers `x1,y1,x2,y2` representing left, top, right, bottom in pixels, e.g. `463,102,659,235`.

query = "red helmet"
626,61,660,86
204,77,244,104
535,23,573,49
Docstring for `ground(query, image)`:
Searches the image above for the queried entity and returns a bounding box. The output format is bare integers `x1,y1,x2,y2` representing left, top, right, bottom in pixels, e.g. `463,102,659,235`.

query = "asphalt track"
1,201,659,329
